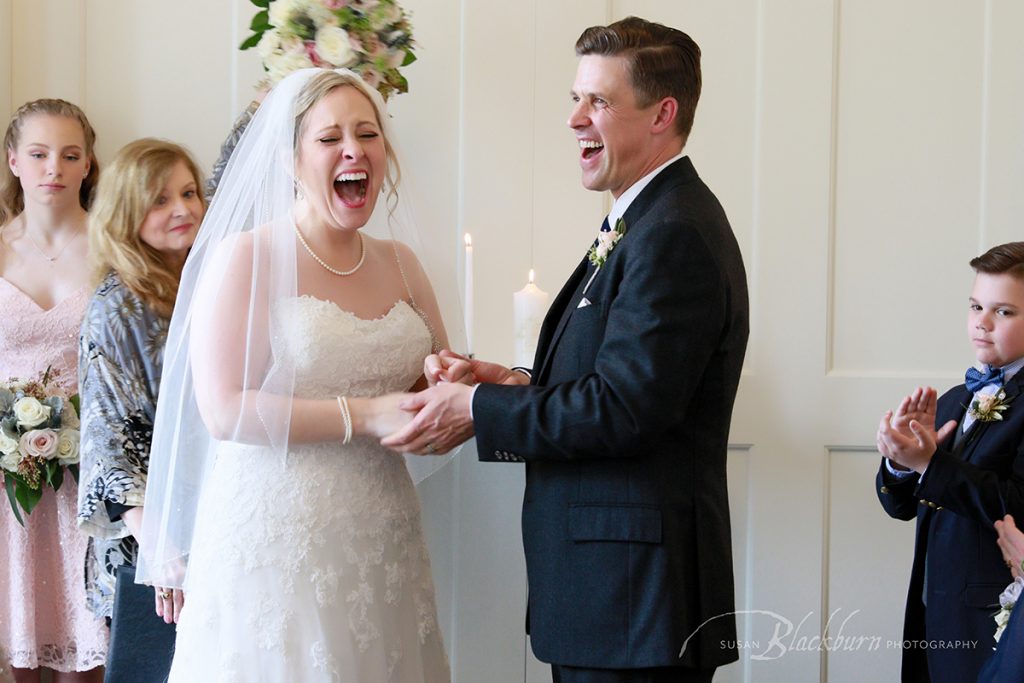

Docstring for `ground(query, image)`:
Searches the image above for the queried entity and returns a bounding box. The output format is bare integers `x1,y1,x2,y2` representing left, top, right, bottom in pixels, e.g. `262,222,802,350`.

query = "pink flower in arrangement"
304,40,324,67
324,0,349,9
359,67,382,89
19,429,58,460
362,33,384,56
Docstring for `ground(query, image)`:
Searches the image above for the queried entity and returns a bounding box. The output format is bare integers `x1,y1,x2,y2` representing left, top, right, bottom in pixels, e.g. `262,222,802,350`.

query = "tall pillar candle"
513,270,550,368
464,233,473,356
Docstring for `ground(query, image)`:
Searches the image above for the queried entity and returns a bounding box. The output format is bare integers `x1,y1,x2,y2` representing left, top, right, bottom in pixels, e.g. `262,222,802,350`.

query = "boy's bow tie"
965,365,1005,393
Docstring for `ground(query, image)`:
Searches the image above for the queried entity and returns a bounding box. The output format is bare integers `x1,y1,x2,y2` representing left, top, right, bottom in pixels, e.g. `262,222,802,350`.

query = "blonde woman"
0,99,105,683
76,139,205,683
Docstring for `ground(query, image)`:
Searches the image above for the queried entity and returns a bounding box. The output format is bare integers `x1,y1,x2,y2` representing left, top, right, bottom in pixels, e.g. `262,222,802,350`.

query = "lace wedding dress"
168,297,449,682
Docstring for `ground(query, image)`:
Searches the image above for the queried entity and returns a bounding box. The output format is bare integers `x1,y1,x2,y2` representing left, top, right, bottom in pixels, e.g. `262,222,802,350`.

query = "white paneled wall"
3,1,1022,680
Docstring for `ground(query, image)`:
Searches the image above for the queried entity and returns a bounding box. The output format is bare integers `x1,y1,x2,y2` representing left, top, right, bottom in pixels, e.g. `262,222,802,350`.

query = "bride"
137,69,452,681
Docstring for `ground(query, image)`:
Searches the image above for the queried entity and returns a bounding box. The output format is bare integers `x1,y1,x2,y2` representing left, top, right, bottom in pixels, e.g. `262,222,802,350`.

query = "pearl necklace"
293,222,366,276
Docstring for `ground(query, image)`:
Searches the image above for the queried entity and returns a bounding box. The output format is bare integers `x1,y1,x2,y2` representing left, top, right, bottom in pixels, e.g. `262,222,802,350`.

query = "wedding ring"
425,442,436,455
158,590,172,600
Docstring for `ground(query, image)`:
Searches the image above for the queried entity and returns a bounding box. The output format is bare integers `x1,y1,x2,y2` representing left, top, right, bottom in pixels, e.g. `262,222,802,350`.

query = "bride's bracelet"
336,396,353,445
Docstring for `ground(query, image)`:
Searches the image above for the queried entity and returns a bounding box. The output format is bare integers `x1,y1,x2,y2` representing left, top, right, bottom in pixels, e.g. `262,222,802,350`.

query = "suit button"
494,450,501,457
936,506,943,511
880,486,890,494
928,502,937,508
919,499,928,506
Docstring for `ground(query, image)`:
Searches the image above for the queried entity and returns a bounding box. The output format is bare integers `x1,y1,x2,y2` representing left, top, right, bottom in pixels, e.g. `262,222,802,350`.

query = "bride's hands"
424,351,475,387
121,506,187,624
425,350,528,387
154,585,185,624
364,393,417,439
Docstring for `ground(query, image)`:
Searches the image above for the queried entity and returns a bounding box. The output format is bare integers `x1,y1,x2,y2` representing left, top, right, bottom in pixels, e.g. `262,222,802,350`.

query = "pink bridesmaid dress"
0,278,107,672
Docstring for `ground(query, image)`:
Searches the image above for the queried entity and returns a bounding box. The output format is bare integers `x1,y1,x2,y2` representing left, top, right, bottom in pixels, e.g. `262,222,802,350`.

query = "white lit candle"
464,233,473,356
513,269,550,368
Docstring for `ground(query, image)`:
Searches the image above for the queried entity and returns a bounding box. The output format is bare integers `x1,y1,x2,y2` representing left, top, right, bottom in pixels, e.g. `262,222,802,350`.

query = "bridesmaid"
0,100,106,681
76,139,205,682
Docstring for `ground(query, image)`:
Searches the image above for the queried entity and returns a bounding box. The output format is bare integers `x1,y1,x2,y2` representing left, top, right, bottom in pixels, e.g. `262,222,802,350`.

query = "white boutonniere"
587,218,627,268
994,576,1024,644
968,389,1011,422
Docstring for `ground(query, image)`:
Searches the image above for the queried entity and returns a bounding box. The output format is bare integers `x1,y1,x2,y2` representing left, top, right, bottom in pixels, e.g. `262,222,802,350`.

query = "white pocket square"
576,297,592,309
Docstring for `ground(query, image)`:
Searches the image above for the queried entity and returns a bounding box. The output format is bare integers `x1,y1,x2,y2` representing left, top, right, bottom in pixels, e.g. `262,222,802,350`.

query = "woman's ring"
158,589,172,600
425,442,436,454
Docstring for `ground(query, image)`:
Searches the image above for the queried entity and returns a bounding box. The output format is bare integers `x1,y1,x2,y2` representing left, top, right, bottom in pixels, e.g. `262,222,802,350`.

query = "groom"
385,16,748,682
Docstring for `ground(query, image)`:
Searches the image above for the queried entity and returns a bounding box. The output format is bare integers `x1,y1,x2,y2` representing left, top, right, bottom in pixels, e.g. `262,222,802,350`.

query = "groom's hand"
381,383,475,454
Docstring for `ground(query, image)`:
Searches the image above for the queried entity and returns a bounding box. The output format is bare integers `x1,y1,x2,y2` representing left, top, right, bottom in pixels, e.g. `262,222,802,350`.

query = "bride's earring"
295,180,305,201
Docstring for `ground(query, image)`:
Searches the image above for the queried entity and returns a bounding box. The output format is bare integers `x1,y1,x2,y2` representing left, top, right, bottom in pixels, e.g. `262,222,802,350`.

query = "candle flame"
464,233,472,247
528,269,535,284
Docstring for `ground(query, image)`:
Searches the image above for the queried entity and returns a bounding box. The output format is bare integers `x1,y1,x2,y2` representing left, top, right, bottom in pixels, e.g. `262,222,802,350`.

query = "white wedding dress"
168,297,450,682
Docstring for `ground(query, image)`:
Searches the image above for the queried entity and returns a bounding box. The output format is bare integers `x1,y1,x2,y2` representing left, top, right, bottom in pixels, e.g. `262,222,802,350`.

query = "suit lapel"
534,256,589,382
532,158,700,383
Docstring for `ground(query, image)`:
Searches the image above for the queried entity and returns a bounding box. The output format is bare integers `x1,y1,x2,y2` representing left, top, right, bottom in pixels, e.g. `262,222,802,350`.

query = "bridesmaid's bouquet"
0,367,80,525
240,0,417,99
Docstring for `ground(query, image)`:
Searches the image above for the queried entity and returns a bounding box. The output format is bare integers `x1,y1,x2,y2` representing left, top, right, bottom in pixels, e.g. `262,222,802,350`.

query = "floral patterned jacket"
76,271,168,617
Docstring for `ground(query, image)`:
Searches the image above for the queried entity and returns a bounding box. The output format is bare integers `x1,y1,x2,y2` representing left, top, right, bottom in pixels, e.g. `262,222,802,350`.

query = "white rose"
20,429,58,460
258,30,282,60
315,26,356,67
56,429,80,466
269,0,301,27
0,449,20,472
267,47,315,84
305,2,340,28
595,232,618,260
14,396,51,429
0,430,19,456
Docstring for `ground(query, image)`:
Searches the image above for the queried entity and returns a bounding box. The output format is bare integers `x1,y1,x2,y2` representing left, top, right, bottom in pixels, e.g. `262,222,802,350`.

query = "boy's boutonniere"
968,389,1012,423
587,218,627,268
994,576,1024,644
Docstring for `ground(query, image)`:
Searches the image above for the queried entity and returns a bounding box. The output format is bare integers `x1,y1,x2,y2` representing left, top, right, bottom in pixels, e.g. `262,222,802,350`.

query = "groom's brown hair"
575,16,701,142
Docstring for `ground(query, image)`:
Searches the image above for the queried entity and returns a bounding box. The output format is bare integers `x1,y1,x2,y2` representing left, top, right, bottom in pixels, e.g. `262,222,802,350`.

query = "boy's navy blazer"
473,157,750,670
877,373,1024,682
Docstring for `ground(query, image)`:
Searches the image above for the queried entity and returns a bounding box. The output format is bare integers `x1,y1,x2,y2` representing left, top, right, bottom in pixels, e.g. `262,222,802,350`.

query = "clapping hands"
876,387,958,474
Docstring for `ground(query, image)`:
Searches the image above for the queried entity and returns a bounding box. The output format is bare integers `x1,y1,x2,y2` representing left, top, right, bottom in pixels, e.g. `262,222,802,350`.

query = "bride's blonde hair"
88,138,206,319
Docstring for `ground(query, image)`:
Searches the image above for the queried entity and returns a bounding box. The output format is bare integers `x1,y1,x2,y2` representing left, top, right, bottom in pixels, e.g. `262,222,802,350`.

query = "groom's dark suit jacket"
473,157,749,670
876,374,1024,683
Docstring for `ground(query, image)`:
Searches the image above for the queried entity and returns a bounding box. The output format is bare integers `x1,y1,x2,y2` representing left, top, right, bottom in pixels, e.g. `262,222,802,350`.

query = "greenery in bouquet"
0,367,81,525
241,0,417,100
